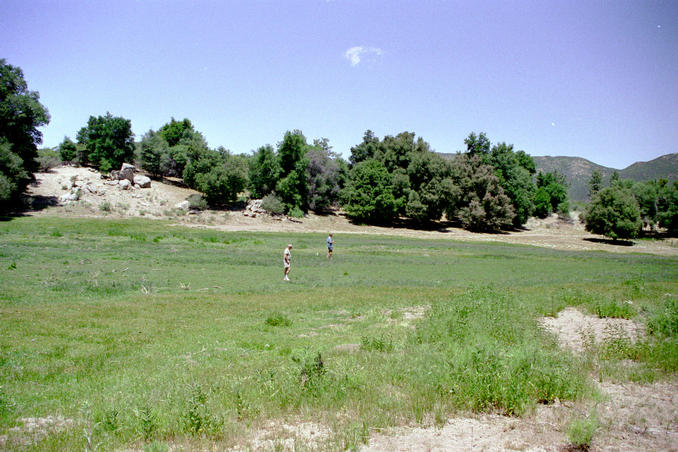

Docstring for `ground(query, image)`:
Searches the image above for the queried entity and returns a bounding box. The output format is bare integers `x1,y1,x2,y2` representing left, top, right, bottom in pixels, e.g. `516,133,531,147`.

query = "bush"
187,194,206,211
260,194,284,215
288,206,304,218
584,186,642,240
36,147,62,171
59,137,77,162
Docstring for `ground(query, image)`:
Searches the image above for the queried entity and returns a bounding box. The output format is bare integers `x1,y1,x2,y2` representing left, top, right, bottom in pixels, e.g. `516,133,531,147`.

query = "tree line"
2,58,676,239
53,114,569,231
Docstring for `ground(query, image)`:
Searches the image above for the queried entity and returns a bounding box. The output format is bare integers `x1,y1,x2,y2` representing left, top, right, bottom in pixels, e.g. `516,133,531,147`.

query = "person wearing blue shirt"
326,233,334,259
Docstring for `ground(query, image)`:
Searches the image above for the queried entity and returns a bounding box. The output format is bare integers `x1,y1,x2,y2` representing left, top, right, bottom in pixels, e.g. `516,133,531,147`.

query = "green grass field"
1,217,677,450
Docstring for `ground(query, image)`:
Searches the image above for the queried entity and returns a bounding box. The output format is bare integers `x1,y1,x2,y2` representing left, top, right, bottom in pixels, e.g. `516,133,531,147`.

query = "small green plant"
183,384,222,435
99,201,112,212
8,262,16,270
361,334,394,352
265,312,291,327
136,405,156,441
567,413,599,450
50,230,63,237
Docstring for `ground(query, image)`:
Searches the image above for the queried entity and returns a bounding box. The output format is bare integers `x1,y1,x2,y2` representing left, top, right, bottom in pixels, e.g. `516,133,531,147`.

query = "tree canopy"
0,59,50,207
76,113,134,172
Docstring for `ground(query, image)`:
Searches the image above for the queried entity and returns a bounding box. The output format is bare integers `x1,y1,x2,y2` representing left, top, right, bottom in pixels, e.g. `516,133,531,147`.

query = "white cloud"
344,46,382,66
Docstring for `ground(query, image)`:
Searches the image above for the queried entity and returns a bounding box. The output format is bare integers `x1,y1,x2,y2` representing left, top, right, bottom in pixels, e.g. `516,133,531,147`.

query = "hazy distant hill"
532,153,678,201
438,152,678,202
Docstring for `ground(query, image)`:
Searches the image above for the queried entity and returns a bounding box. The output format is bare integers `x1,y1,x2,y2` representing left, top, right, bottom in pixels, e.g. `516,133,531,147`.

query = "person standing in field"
283,244,292,281
326,233,334,259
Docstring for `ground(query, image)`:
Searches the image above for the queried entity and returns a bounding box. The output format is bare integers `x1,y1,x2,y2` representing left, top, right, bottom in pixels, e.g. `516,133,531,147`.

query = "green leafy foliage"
248,145,280,198
584,186,642,240
275,130,309,213
342,159,398,223
260,193,285,215
449,154,515,231
534,171,569,218
76,113,134,172
0,59,50,207
58,137,77,162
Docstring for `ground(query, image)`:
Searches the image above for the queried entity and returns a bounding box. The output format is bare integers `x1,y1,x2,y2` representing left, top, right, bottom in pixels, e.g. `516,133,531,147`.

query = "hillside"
533,153,678,201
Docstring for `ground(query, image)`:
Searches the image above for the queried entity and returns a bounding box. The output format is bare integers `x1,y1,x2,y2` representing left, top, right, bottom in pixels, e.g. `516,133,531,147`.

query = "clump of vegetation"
265,312,291,327
567,413,599,450
187,193,206,211
361,334,394,352
36,147,62,172
260,193,285,215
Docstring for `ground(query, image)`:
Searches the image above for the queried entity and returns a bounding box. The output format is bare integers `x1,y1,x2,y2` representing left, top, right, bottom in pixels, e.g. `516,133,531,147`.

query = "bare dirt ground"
23,166,678,257
17,166,678,450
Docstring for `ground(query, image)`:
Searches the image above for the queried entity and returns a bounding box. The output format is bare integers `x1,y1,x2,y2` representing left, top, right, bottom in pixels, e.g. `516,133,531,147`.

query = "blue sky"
2,0,676,169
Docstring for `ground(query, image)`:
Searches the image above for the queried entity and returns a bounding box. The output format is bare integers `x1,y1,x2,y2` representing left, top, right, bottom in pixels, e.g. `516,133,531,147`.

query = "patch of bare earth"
228,420,331,451
0,416,74,449
539,307,644,354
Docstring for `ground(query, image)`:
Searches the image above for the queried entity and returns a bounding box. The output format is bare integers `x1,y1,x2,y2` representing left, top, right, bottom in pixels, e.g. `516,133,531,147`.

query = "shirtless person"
283,244,292,281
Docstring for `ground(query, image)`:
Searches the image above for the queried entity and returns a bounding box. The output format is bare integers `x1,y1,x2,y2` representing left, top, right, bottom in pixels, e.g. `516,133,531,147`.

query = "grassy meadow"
1,217,677,450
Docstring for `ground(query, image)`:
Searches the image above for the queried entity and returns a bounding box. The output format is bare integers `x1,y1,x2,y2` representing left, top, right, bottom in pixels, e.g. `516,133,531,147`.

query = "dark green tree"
464,132,491,156
139,130,169,179
276,130,309,212
58,137,77,162
657,181,678,234
488,142,536,226
0,59,50,207
248,145,280,198
76,113,134,172
349,130,381,166
533,171,568,218
158,118,194,147
341,159,398,223
588,170,603,199
305,138,347,211
584,186,642,240
448,154,514,231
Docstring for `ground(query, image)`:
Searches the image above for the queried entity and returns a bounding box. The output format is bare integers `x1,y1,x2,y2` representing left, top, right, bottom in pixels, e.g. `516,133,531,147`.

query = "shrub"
288,206,304,218
260,194,284,215
187,194,206,211
36,148,62,171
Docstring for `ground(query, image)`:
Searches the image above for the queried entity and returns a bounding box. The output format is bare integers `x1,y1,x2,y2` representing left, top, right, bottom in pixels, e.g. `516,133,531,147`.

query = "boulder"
119,163,135,182
119,179,131,190
59,190,79,203
134,175,151,188
175,200,190,210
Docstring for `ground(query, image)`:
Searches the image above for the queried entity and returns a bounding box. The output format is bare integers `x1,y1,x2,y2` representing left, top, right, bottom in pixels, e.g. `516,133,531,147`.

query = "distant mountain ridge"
532,153,678,201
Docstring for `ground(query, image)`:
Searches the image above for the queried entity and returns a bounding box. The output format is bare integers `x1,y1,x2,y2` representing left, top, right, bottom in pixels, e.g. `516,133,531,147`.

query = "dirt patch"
229,420,331,451
384,305,429,329
24,166,678,256
0,416,74,449
361,410,568,452
539,307,644,354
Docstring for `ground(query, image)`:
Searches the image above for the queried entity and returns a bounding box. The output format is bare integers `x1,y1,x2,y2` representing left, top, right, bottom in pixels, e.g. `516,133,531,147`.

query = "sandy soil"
18,166,678,450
